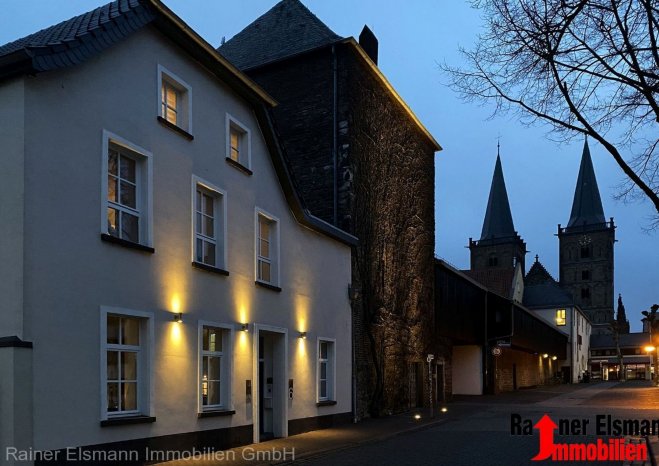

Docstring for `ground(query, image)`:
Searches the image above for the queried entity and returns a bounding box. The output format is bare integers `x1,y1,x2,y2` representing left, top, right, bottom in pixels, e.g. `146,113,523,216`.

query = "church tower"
558,140,615,329
470,149,527,273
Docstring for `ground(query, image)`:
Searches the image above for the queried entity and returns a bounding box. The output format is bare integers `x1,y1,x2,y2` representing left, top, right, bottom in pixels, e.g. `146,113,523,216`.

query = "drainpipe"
332,45,338,226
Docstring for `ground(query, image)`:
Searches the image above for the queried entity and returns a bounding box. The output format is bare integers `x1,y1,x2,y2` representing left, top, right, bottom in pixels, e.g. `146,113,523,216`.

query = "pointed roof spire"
567,139,606,227
480,151,516,240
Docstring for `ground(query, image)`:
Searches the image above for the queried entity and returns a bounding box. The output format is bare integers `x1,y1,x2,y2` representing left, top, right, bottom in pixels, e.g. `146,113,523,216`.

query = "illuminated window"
556,309,566,326
193,177,226,269
157,65,192,135
101,307,152,420
102,131,152,247
318,339,335,402
226,114,251,170
256,210,279,286
199,324,231,410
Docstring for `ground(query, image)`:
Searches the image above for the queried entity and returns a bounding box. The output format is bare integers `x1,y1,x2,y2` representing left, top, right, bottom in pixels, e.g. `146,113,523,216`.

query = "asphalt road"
296,381,658,466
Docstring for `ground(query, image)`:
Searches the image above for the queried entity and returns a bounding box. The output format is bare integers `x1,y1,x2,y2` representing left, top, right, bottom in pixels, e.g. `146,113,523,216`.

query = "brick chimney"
359,25,378,65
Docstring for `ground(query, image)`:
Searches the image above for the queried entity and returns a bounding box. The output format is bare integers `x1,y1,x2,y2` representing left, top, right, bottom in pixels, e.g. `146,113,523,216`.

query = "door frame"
252,324,288,443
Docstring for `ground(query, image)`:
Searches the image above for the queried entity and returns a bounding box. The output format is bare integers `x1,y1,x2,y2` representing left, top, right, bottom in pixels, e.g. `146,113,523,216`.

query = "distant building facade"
590,333,653,380
219,0,442,418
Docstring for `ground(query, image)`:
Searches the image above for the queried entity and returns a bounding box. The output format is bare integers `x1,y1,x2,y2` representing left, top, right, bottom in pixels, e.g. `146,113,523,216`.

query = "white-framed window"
101,131,153,246
255,209,280,286
556,309,567,326
226,114,251,169
192,176,227,269
158,65,192,133
198,322,233,411
100,306,153,419
317,338,336,402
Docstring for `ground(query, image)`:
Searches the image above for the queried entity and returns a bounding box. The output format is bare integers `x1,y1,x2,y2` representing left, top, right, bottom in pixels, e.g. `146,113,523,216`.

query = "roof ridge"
218,0,343,70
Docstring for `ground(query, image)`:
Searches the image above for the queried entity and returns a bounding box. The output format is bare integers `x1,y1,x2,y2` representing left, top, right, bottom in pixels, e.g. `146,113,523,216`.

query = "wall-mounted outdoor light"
173,313,183,323
241,323,249,332
551,356,557,361
299,331,307,339
542,353,549,358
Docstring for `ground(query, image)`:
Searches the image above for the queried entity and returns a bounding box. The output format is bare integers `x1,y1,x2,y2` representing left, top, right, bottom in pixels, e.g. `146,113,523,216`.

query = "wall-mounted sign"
492,347,502,356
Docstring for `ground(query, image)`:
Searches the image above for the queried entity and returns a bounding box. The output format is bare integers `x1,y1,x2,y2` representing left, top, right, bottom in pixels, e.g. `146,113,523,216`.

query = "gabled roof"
218,0,342,70
480,154,516,241
464,268,515,299
523,257,574,308
0,0,357,247
567,140,606,228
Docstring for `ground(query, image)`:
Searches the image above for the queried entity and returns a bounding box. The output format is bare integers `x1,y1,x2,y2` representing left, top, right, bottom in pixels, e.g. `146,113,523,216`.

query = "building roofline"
341,37,441,152
237,36,442,152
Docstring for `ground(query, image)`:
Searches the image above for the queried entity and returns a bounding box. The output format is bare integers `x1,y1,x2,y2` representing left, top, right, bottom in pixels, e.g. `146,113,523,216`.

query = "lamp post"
642,305,659,386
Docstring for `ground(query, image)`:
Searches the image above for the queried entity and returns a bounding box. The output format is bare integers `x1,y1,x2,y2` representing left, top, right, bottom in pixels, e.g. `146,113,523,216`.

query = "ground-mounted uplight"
414,414,421,421
542,353,549,359
299,331,307,339
173,313,183,323
241,323,249,332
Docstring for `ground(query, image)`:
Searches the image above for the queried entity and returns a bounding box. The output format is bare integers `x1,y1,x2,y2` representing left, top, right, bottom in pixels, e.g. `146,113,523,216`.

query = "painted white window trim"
101,130,153,247
191,175,228,269
157,64,193,134
197,321,234,413
254,207,280,287
100,306,154,421
226,113,251,169
316,337,336,403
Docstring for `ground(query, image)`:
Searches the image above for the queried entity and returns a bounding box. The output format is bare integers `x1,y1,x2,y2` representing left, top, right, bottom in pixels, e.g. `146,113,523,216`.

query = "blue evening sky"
2,1,656,331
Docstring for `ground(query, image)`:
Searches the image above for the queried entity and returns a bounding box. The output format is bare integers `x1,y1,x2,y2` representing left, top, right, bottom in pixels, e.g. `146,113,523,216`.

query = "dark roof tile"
218,0,343,70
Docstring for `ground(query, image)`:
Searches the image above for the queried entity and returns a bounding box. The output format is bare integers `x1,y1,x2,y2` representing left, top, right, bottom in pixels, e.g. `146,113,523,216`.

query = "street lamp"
641,305,659,386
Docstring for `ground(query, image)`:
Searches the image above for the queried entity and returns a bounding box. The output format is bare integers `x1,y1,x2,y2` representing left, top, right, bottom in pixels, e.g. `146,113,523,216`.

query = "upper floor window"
582,270,590,280
158,65,192,136
581,288,591,299
256,209,279,286
226,114,251,171
488,255,498,267
556,309,566,326
192,177,226,271
102,131,153,248
580,246,590,259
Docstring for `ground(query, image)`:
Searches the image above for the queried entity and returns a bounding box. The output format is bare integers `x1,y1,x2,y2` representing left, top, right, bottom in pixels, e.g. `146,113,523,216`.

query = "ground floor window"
199,323,232,411
317,338,336,401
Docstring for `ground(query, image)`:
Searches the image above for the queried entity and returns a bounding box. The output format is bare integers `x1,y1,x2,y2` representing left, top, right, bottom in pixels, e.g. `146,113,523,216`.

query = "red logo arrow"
531,414,558,461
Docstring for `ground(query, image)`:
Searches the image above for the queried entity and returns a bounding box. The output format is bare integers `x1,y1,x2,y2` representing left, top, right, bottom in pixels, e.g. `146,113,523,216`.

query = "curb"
264,416,447,466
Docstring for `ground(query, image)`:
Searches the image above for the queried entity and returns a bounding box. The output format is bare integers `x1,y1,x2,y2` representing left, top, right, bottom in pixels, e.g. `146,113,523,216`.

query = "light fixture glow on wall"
542,353,549,358
173,313,183,323
299,332,307,339
551,356,557,361
241,323,249,332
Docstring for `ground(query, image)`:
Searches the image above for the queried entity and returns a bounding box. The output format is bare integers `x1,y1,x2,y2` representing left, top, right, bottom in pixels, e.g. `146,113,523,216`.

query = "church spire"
567,139,606,227
616,294,630,334
480,151,516,240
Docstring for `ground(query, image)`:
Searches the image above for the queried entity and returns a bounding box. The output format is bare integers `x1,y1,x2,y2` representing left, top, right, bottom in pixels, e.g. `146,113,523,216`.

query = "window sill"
100,415,156,427
197,409,236,419
316,400,337,407
192,261,229,276
255,281,282,292
101,234,155,253
225,157,253,176
157,116,194,141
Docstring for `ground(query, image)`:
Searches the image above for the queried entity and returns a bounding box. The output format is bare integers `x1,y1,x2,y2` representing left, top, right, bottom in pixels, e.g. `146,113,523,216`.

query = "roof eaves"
146,0,277,108
342,37,442,152
254,104,357,247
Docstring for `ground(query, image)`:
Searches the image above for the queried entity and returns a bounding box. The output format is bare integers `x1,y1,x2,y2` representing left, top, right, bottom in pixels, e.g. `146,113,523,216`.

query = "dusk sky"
3,0,656,331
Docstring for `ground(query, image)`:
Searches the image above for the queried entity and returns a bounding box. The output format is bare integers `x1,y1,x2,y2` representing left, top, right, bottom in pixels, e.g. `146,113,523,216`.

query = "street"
296,381,659,466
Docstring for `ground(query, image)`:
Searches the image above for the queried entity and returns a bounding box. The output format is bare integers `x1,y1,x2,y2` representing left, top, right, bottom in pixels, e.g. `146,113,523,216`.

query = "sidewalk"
154,411,447,466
